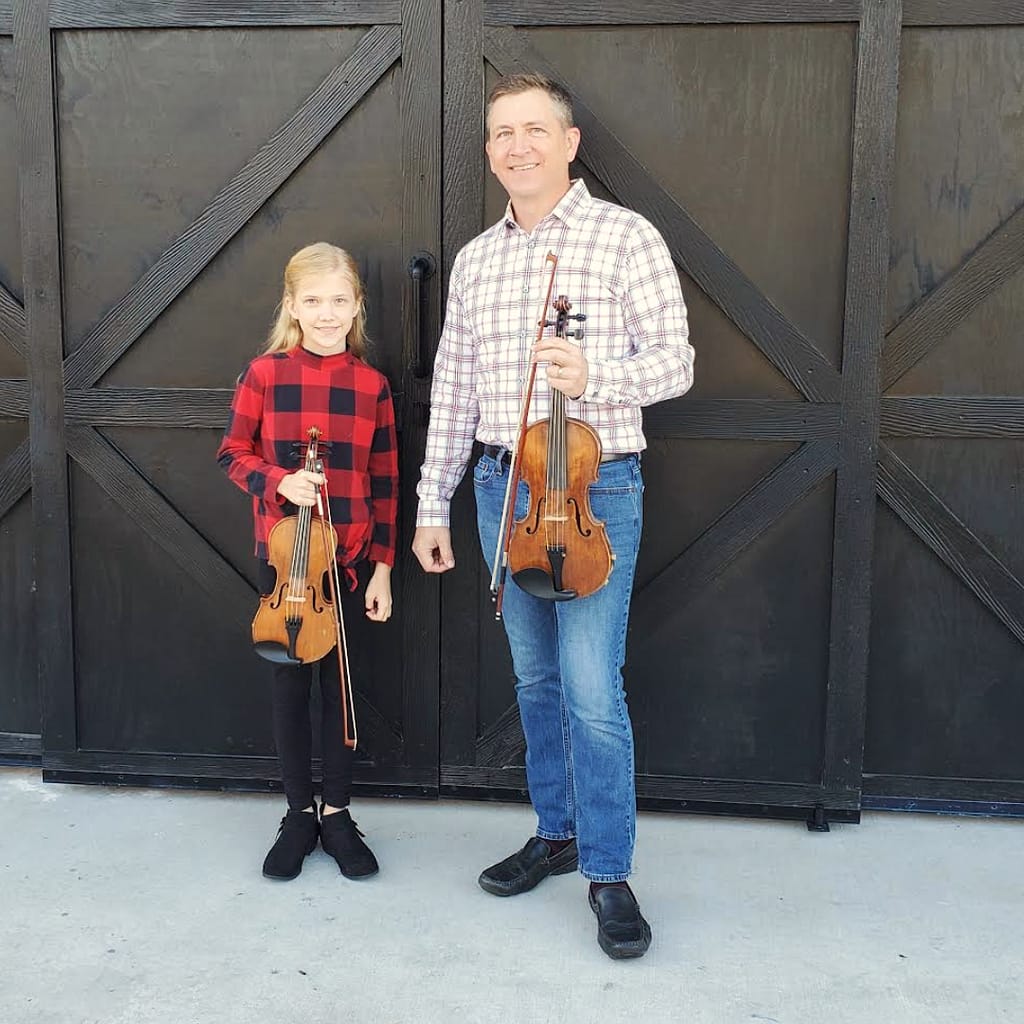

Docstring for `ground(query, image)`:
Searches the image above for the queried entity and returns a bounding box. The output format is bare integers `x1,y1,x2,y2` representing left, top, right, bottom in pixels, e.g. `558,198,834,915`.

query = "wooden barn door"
0,6,37,764
437,1,900,823
865,10,1024,812
17,1,442,793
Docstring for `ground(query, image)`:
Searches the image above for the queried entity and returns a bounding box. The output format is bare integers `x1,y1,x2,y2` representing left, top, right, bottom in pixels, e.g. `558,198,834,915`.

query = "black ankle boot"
319,806,379,879
262,808,319,880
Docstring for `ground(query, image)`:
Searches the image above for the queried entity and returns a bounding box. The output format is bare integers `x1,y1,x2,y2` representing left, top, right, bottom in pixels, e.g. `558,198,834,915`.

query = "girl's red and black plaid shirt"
217,346,399,575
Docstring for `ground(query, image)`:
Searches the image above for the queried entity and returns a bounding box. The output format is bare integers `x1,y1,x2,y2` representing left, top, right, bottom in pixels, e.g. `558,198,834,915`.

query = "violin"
490,254,613,618
251,426,357,747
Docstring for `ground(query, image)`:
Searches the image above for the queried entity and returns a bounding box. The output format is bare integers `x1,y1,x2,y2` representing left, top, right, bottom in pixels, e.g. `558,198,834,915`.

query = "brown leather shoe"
478,836,579,896
589,885,652,959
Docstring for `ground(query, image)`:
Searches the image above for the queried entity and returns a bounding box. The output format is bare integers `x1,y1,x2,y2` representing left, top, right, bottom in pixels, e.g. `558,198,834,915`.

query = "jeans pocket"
473,454,498,485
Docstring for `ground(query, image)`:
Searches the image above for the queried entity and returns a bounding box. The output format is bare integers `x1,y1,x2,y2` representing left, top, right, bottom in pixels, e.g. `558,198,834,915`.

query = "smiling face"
485,88,580,212
284,270,359,356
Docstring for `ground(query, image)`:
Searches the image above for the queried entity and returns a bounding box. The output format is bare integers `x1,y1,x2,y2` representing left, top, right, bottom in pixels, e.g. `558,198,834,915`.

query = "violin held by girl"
217,242,398,883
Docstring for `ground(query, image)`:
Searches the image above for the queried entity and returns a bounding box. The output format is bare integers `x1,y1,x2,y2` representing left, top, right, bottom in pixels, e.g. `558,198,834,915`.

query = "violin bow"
490,251,559,620
315,463,358,750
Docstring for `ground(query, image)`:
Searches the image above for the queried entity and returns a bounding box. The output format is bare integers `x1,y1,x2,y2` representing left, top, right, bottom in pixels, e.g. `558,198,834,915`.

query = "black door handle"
408,251,437,378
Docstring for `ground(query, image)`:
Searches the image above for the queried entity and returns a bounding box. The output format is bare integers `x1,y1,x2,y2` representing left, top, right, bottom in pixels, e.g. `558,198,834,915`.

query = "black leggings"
259,560,366,811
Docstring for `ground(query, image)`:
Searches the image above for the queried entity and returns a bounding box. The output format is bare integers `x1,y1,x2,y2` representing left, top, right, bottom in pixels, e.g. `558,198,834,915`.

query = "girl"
217,242,398,882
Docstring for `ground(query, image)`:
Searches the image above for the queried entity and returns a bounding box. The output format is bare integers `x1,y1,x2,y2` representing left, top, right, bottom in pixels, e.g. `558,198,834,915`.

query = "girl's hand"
276,470,325,506
364,565,393,622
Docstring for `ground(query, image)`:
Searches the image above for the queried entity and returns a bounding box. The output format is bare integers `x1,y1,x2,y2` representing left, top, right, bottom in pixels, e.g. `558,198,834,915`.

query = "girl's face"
284,269,359,356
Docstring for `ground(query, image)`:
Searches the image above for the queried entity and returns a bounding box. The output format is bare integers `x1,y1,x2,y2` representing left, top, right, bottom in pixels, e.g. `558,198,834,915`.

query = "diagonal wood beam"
882,201,1024,391
63,24,401,389
66,425,255,631
475,703,524,767
633,439,839,650
0,377,28,417
0,438,30,520
483,27,842,404
877,443,1024,647
0,282,26,360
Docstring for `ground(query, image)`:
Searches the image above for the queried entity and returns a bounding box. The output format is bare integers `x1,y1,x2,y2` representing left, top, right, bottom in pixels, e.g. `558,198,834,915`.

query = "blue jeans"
474,452,644,881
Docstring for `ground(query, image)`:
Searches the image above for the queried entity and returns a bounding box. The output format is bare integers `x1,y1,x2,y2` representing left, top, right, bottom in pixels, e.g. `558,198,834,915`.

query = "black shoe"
262,809,319,881
319,807,379,879
478,836,579,897
588,885,652,960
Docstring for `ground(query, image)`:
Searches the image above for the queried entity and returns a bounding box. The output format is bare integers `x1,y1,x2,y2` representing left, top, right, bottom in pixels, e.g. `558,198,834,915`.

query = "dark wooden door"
865,18,1024,812
0,9,37,763
437,1,903,823
17,1,442,793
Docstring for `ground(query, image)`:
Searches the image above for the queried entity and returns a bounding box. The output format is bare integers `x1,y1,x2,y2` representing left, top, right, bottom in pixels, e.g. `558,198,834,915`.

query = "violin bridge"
284,595,306,604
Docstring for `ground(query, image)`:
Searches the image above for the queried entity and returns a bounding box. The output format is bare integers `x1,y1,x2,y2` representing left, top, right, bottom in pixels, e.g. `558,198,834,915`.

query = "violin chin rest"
512,568,577,602
253,641,304,665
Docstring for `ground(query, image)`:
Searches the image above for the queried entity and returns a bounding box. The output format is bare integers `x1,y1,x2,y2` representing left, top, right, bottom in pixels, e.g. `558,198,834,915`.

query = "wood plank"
65,387,233,428
15,0,77,753
438,0,485,771
66,425,255,634
902,1,1024,25
863,773,1024,805
0,732,41,758
0,1,10,34
632,440,839,643
822,0,901,798
50,0,402,28
645,400,840,440
877,443,1024,647
0,438,30,520
398,0,442,775
484,0,860,24
0,283,25,358
63,25,402,389
0,377,28,417
475,703,524,768
41,750,435,789
483,28,842,403
441,766,861,815
881,396,1024,438
882,201,1024,392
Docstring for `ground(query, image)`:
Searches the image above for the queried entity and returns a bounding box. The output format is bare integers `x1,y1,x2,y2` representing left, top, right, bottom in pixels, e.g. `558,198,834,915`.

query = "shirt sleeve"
415,254,481,528
216,362,289,503
581,219,695,408
367,375,399,566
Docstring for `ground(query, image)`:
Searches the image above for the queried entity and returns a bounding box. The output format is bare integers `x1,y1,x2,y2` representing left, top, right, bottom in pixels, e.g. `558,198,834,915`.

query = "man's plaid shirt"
416,179,695,527
218,346,398,570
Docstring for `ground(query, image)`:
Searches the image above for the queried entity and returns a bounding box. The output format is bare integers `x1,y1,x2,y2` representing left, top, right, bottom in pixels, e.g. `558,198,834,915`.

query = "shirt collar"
289,345,355,371
503,179,591,233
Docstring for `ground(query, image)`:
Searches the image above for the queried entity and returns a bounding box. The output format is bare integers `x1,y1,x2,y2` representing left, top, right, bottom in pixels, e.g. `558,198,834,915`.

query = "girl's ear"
282,294,295,320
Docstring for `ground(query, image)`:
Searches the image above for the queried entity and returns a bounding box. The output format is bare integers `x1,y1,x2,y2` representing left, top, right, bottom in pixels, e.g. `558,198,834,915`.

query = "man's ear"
566,126,581,163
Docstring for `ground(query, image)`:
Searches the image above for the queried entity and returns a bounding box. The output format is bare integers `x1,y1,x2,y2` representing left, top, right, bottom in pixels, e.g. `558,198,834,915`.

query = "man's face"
485,88,580,205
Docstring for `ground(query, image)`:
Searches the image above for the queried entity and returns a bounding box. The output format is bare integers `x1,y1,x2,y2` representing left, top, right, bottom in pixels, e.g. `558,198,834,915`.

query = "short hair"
486,73,575,131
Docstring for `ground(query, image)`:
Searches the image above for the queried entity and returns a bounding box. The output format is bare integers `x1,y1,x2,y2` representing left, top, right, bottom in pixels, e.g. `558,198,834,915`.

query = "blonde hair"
264,242,369,359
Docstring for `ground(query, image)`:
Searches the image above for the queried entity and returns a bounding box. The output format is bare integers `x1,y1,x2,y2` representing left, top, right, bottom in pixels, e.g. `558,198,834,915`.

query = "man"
412,73,694,960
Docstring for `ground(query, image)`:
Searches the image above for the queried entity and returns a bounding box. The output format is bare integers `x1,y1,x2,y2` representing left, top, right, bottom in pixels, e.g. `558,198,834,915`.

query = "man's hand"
276,470,325,506
412,526,456,573
534,335,589,400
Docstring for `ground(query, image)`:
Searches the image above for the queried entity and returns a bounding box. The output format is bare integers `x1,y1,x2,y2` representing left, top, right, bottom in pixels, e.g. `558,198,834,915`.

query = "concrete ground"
0,767,1020,1024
